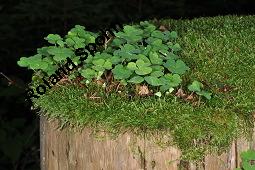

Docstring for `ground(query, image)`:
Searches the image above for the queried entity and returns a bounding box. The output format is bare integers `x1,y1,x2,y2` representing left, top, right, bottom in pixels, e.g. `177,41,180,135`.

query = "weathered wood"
40,116,255,170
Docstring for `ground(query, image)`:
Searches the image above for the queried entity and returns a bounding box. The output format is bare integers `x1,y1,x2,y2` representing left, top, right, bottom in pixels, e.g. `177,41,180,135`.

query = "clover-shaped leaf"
169,31,178,39
128,76,144,84
112,64,133,80
151,30,164,40
163,58,175,69
151,65,164,71
29,61,48,70
144,76,164,86
65,38,75,47
127,62,138,70
57,40,65,47
140,21,156,34
240,150,255,170
18,54,49,70
112,38,126,46
161,74,182,87
45,34,62,44
92,58,105,66
92,58,112,70
45,65,57,75
103,60,112,70
115,25,143,43
136,59,151,67
197,90,212,100
143,45,152,56
137,54,151,64
188,80,203,92
149,51,163,65
17,57,30,67
135,59,152,75
47,47,74,61
37,47,50,56
110,56,122,64
80,68,96,80
171,43,182,52
72,37,86,49
165,59,190,75
135,67,152,75
151,71,164,77
123,25,143,35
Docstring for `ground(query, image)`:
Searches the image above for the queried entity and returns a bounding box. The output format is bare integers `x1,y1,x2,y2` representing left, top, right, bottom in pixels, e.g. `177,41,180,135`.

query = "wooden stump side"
40,116,255,170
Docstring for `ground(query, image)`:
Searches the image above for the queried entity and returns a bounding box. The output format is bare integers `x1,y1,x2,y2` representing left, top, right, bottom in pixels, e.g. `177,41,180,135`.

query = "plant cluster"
16,15,255,162
18,22,211,100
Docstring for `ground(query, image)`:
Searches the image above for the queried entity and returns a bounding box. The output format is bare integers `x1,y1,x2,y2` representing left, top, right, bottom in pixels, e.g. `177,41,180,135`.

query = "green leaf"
37,47,50,56
144,76,163,86
65,38,75,47
115,25,143,43
29,61,48,70
72,37,86,49
140,21,156,33
135,66,152,75
122,44,136,52
103,60,112,70
171,43,182,52
18,54,49,70
57,40,65,47
110,56,122,64
80,68,96,79
143,45,152,56
137,54,151,64
188,81,203,92
123,25,143,35
17,57,30,67
241,150,255,161
169,31,178,39
150,71,164,77
112,65,133,80
151,30,164,40
163,58,175,69
127,62,138,70
92,59,105,66
196,90,212,100
48,47,74,61
166,59,190,75
161,74,182,87
160,84,173,92
45,65,57,75
45,34,62,44
151,39,163,47
92,65,105,72
151,65,164,71
164,52,179,60
136,59,151,67
149,52,163,65
112,38,126,46
128,76,144,84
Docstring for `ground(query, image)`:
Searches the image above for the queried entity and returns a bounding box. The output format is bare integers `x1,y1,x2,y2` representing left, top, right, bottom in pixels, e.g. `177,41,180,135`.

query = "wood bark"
40,116,255,170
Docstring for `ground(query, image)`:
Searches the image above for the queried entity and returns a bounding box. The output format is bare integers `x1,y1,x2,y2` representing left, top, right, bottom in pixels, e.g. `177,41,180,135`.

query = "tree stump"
40,116,255,170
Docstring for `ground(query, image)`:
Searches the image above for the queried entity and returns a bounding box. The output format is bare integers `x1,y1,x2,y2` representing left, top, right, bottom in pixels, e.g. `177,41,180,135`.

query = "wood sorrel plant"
17,21,212,100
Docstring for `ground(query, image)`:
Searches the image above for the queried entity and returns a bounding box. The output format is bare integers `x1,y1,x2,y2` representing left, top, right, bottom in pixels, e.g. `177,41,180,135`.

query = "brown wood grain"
40,117,255,170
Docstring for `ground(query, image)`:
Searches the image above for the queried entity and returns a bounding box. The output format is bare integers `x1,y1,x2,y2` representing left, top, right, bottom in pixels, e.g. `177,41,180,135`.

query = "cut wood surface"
40,116,255,170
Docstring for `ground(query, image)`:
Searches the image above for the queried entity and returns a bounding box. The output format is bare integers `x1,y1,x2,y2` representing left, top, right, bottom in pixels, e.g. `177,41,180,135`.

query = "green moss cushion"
35,15,255,160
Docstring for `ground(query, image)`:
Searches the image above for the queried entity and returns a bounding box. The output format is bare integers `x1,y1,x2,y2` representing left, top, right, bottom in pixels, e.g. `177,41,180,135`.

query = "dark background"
0,0,254,169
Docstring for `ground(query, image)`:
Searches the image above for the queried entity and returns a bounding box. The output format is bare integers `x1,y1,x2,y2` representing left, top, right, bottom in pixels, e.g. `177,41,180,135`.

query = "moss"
34,15,255,161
